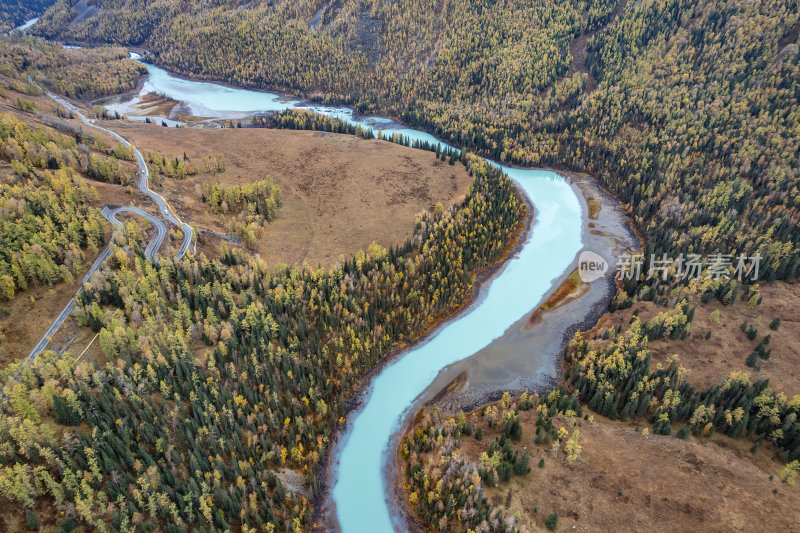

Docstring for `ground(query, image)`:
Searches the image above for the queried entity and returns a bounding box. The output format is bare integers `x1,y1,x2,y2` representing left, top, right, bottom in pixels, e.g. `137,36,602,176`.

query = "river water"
105,58,584,532
333,171,581,532
14,18,38,32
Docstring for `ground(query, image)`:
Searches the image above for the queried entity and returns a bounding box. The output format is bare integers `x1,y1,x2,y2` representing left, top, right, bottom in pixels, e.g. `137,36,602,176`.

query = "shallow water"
14,18,38,32
333,170,581,532
112,59,584,532
103,60,301,119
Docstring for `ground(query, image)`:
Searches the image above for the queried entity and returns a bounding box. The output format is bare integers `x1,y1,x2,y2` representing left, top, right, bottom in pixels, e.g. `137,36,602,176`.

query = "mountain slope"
34,0,800,293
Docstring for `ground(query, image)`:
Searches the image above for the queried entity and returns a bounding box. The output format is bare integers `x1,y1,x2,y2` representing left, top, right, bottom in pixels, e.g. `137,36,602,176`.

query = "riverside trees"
402,295,800,531
402,391,579,532
33,0,800,292
0,155,525,530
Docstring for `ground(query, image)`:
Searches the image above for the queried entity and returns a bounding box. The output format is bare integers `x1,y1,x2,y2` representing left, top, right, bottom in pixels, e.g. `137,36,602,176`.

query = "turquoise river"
107,57,584,532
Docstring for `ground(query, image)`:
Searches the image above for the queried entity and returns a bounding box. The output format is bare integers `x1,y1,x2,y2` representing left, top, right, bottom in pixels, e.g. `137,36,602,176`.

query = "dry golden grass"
108,121,473,267
590,282,800,396
540,269,584,312
586,196,600,219
458,409,800,533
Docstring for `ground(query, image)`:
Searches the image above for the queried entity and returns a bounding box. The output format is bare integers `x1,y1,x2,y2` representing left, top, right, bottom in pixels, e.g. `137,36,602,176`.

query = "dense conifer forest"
1,0,799,530
0,36,146,99
0,0,56,33
0,154,525,530
31,0,800,295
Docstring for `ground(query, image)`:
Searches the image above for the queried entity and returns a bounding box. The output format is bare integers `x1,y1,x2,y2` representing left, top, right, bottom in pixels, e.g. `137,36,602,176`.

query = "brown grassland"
0,86,472,363
589,282,800,396
458,408,800,533
106,120,473,266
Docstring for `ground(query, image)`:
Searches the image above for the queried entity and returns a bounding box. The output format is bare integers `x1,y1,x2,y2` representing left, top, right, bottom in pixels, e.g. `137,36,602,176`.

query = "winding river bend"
333,172,581,532
106,58,585,532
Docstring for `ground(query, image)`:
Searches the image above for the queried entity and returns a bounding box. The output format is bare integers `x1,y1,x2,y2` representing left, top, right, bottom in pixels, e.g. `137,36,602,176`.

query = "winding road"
27,94,194,358
102,205,168,261
49,93,193,258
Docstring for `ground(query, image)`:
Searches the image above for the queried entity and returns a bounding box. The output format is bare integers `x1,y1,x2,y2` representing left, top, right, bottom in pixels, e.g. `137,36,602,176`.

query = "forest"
199,178,282,247
147,151,195,181
0,112,106,299
0,154,525,531
0,35,146,99
0,0,56,33
402,391,572,532
32,0,800,298
201,178,281,222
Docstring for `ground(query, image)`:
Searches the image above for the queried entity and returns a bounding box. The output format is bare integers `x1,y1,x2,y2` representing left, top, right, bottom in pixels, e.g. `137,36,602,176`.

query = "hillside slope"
33,0,800,294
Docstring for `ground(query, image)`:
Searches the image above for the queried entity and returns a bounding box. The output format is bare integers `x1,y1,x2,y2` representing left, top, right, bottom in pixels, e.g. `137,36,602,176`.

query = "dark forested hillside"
0,36,146,98
0,0,56,33
0,156,525,531
33,0,800,296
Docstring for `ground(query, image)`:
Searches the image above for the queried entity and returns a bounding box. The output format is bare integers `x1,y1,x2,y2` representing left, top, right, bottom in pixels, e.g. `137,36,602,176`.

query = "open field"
587,282,800,396
455,409,800,533
0,272,85,365
107,121,473,267
0,85,472,362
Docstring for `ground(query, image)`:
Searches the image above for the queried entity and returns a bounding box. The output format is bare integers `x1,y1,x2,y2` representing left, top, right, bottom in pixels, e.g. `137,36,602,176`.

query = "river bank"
415,169,640,412
82,54,623,532
383,169,641,531
312,178,534,532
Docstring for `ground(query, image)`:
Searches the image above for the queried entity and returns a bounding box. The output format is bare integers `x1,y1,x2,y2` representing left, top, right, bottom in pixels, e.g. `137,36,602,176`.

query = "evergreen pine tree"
53,394,81,426
545,512,559,531
25,509,40,531
513,452,531,475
